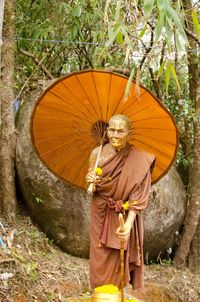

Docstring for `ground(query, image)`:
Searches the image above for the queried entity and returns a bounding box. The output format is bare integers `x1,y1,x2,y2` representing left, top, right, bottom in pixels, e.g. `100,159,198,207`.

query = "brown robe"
90,143,155,290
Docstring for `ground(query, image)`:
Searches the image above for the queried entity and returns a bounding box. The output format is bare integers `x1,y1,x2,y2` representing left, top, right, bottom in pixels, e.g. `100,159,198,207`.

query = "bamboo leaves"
144,0,155,20
144,0,188,49
191,9,200,37
106,23,133,50
165,62,180,95
125,68,135,99
106,23,120,47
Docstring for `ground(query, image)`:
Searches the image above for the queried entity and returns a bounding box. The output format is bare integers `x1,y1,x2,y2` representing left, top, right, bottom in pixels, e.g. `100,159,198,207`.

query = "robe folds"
90,143,155,290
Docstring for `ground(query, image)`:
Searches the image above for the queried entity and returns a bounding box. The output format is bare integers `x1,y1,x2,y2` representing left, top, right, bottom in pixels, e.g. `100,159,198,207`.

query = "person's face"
107,118,130,151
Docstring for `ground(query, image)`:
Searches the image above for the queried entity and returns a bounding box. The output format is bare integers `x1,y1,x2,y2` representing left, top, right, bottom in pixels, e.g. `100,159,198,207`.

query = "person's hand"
86,171,98,183
86,171,100,193
116,221,132,241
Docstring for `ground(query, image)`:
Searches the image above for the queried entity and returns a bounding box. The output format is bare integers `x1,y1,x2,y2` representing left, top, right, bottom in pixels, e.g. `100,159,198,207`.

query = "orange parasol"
31,69,178,189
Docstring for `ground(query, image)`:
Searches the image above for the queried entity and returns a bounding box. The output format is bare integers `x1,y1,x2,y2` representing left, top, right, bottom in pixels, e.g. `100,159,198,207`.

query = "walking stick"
119,213,125,302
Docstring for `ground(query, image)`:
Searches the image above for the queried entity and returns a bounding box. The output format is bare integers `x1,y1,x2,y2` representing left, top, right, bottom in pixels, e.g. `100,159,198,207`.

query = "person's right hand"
116,222,132,241
86,171,97,184
86,171,100,193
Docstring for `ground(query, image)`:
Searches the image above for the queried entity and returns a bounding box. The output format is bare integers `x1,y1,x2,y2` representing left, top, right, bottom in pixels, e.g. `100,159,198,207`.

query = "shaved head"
108,114,131,130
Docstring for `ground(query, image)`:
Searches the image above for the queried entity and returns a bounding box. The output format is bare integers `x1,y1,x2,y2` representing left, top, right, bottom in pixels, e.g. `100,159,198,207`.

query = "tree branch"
149,67,162,100
109,67,130,77
20,49,54,79
184,27,200,46
139,22,154,70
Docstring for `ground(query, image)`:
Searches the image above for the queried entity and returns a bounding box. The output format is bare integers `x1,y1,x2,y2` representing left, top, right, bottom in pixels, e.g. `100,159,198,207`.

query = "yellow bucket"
92,291,121,302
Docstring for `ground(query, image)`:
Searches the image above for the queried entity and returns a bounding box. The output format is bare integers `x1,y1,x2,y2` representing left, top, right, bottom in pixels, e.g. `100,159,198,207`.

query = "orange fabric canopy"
31,70,179,189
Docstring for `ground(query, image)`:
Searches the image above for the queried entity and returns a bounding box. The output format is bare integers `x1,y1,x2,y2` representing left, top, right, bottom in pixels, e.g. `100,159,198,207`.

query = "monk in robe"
86,114,155,291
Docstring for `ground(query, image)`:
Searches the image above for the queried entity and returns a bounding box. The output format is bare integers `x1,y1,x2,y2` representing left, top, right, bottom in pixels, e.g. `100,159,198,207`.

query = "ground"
0,208,199,302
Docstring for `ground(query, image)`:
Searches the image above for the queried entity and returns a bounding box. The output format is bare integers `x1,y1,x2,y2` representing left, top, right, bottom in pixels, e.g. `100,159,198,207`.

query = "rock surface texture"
16,83,186,259
16,84,90,258
144,167,186,260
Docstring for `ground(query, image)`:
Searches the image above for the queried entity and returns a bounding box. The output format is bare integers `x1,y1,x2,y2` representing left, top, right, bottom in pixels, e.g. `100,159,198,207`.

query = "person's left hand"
116,222,132,241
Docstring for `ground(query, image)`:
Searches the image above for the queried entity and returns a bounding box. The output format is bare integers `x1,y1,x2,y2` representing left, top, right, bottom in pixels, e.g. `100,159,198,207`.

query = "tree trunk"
189,218,200,273
188,76,200,273
0,0,5,133
173,0,200,268
0,0,17,221
0,1,5,63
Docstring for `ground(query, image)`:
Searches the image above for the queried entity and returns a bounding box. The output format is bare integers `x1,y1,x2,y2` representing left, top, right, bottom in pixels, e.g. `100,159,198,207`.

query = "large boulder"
16,84,90,258
144,167,186,260
16,83,186,259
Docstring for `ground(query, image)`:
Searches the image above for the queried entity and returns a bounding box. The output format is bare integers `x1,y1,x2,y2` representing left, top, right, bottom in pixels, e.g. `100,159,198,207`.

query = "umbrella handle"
87,182,95,194
87,139,104,195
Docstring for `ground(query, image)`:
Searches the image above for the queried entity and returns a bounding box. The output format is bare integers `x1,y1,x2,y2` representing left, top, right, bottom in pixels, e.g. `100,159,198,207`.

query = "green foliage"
30,227,41,243
45,291,57,302
151,0,188,51
15,0,109,84
161,258,173,266
32,193,44,204
15,0,189,89
165,62,180,95
144,0,155,20
191,9,200,37
25,261,38,282
14,0,199,174
35,196,44,204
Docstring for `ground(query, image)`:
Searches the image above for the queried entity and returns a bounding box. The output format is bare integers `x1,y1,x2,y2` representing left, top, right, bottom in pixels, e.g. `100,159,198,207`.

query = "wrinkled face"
107,117,130,151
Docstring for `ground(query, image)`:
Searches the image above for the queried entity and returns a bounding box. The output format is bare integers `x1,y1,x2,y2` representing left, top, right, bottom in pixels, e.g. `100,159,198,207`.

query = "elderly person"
86,114,155,291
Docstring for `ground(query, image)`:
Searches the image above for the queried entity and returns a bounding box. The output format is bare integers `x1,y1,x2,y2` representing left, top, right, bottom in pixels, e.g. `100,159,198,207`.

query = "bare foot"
132,289,147,301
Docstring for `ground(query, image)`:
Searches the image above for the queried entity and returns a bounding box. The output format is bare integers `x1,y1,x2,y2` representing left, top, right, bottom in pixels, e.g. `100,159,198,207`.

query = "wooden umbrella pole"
87,132,106,194
119,213,125,302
